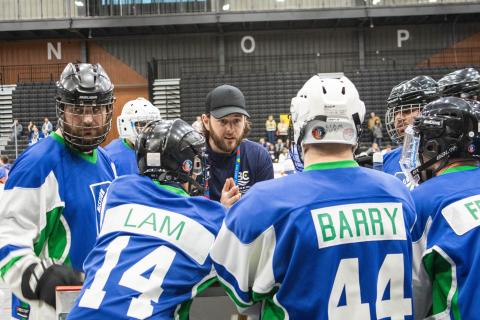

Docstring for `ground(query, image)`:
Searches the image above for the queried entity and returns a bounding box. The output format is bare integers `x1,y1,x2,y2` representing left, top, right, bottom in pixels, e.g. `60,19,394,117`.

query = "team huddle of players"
0,62,479,320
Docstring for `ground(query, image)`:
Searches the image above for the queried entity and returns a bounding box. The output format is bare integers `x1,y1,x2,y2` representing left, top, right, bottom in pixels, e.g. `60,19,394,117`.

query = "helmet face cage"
385,103,423,145
56,100,113,152
385,76,439,144
56,63,115,152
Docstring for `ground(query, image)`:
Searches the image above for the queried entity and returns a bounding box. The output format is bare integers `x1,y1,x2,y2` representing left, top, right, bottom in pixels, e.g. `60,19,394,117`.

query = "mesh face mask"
385,103,422,145
57,101,113,152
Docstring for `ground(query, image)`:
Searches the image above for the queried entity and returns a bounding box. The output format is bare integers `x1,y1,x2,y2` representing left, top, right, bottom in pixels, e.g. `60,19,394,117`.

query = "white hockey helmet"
117,98,161,141
290,75,365,149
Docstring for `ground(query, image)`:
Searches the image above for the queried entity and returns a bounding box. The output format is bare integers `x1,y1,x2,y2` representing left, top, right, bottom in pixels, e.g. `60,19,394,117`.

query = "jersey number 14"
78,236,176,319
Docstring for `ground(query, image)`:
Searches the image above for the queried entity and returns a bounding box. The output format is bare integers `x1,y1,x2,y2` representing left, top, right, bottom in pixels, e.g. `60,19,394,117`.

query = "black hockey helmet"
408,97,480,182
385,75,439,144
136,119,208,196
438,67,480,100
56,63,114,152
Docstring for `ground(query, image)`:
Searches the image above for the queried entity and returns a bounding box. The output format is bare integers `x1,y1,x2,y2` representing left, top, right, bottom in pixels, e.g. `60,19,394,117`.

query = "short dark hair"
0,155,8,164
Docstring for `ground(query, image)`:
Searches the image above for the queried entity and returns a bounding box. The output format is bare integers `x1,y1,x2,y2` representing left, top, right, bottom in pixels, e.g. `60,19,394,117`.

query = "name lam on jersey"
311,202,406,249
100,204,215,265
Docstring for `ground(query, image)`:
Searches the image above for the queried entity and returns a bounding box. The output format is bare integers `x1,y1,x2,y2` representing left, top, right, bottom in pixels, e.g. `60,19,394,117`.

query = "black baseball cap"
205,84,250,119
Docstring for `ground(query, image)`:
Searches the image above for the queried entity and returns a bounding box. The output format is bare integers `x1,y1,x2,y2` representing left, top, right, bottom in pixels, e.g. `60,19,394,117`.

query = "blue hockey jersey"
383,147,404,179
0,132,115,319
411,166,480,320
211,160,416,320
105,138,138,176
67,174,225,320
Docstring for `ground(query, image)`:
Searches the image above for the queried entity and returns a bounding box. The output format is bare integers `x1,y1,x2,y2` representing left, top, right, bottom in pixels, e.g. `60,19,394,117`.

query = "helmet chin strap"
411,144,458,183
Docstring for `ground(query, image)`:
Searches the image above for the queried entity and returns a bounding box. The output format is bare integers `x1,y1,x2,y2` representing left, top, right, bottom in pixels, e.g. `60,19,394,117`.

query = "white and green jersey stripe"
0,133,115,319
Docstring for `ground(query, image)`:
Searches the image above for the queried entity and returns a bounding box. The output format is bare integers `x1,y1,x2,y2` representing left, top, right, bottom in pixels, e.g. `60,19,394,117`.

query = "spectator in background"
27,121,34,141
0,166,7,197
201,84,273,207
42,117,53,136
268,143,276,162
28,126,44,146
265,114,276,144
258,137,268,149
278,147,289,163
367,111,381,142
277,118,289,141
372,118,383,148
10,119,22,141
274,138,285,159
192,115,203,133
0,155,11,172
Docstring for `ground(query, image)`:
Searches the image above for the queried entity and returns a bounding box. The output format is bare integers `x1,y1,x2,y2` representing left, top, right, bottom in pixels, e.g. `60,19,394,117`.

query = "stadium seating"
180,66,462,150
3,82,57,159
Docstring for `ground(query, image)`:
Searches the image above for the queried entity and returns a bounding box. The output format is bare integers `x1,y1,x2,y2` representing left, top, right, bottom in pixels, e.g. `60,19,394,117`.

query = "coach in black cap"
202,84,273,207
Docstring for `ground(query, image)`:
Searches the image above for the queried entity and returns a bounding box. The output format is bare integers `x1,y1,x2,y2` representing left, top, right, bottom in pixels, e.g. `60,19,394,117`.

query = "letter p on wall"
397,30,410,48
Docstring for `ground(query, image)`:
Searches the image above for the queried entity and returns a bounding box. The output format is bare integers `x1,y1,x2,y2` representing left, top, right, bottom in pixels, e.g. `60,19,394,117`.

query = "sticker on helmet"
343,128,355,141
312,127,326,140
468,144,475,153
182,159,193,172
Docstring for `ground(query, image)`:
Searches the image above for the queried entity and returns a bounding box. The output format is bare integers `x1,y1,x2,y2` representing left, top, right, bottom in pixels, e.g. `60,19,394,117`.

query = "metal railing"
0,0,478,21
0,64,65,85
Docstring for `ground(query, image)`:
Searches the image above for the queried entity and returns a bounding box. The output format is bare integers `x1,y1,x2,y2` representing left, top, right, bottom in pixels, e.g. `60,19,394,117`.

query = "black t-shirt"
207,139,274,202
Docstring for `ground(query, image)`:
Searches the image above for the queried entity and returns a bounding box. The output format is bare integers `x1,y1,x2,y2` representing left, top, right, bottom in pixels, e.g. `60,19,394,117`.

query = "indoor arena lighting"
75,0,84,6
222,3,230,10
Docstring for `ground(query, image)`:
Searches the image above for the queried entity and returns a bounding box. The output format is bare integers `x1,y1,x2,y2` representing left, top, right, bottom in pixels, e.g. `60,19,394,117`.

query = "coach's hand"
221,177,241,208
21,260,83,308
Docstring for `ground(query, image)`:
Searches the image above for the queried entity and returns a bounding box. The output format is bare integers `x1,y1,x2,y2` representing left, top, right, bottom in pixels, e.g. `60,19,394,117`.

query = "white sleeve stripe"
0,249,32,270
211,222,276,294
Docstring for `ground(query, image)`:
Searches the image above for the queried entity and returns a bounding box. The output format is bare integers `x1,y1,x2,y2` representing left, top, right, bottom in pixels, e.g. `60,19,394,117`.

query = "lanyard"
203,145,241,198
233,146,241,186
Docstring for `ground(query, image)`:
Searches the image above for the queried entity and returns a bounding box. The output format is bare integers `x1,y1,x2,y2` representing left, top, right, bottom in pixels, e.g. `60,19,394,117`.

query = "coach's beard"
209,129,243,154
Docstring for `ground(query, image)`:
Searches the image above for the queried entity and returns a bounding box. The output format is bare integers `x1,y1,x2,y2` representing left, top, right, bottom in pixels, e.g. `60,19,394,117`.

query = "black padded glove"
21,260,83,308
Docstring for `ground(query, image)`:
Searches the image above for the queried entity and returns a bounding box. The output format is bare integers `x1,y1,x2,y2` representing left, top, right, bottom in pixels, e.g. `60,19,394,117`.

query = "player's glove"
21,259,83,308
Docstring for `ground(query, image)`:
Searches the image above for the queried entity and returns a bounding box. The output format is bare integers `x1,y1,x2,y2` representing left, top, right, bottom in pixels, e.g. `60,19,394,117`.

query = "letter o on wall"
241,36,255,54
